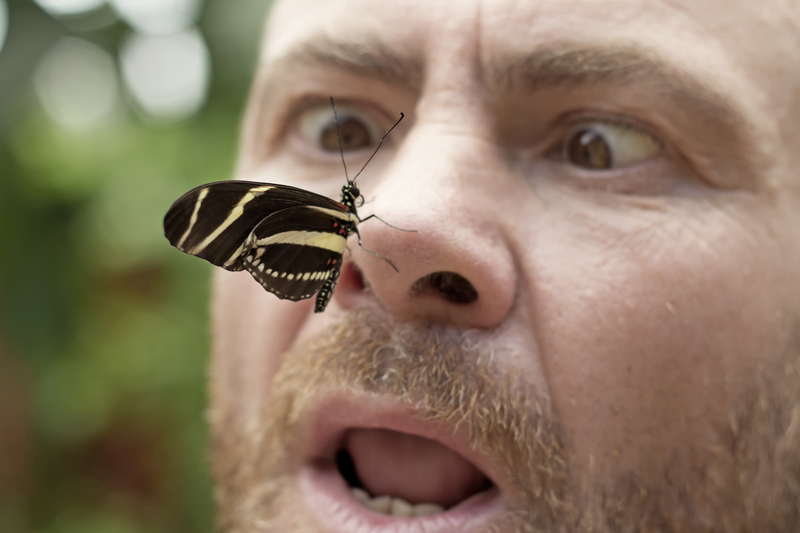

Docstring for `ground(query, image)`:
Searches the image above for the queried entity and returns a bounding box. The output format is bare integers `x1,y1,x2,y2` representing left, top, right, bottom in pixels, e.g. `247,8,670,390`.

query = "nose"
333,125,517,329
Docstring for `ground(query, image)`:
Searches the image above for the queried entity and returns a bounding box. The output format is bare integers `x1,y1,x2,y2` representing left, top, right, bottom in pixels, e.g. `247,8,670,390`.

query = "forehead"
263,0,799,80
255,0,800,186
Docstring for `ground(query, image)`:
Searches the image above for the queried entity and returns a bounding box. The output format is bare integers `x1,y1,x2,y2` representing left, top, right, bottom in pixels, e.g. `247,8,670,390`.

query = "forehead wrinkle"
266,35,423,92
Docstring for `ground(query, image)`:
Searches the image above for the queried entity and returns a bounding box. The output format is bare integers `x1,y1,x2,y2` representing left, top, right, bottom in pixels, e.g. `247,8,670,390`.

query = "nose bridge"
377,117,504,221
334,118,519,329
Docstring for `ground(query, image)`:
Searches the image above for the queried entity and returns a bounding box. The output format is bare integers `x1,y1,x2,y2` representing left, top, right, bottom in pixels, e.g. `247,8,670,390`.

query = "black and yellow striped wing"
164,180,351,271
240,205,351,301
164,181,356,312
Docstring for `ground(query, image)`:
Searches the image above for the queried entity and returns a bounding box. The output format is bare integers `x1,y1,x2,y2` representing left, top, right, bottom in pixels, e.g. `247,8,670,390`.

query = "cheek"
527,211,790,474
211,269,312,428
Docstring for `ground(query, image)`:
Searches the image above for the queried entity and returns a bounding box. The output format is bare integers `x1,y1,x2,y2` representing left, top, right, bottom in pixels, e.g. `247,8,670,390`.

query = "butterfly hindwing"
163,181,349,271
163,102,406,312
239,205,354,302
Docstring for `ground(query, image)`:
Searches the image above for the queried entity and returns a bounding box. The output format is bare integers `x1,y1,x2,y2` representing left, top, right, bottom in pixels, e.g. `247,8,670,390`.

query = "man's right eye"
298,104,381,153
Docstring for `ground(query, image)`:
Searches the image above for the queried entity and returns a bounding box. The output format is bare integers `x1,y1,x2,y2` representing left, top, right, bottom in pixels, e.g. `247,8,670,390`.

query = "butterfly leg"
352,226,399,272
357,213,417,233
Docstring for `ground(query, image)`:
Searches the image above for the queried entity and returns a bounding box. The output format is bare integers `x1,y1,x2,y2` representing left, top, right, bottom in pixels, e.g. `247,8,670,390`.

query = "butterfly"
163,98,408,313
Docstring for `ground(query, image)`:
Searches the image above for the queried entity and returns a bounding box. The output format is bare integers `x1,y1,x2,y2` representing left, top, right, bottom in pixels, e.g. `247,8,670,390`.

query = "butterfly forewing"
163,102,405,312
164,180,349,271
239,205,353,301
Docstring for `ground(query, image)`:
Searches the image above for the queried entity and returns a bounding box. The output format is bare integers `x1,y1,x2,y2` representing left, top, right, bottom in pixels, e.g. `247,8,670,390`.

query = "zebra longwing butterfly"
163,98,406,313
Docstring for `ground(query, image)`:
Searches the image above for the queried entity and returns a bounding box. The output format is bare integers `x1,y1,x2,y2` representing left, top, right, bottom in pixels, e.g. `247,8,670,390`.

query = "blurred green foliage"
0,1,272,531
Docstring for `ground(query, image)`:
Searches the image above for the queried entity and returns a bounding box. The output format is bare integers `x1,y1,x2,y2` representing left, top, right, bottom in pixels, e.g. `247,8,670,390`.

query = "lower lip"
299,461,504,533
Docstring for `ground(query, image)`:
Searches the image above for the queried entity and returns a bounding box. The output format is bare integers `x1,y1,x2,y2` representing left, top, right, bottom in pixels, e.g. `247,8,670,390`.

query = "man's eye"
298,105,381,153
564,123,662,170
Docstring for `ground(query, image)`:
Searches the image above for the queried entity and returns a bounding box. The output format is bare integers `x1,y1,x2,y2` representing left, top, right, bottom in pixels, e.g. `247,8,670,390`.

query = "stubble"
211,310,800,533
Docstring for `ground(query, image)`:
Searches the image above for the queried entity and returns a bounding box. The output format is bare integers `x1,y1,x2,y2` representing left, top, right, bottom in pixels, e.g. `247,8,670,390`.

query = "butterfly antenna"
330,97,351,184
351,112,404,184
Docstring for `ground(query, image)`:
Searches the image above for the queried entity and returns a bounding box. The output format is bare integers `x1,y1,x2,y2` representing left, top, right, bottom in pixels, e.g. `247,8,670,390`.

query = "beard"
210,309,800,533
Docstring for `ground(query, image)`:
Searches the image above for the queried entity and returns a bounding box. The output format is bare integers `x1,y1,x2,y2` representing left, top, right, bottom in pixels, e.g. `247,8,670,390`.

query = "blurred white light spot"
110,0,200,35
34,0,105,16
120,29,210,122
0,0,7,56
33,37,121,129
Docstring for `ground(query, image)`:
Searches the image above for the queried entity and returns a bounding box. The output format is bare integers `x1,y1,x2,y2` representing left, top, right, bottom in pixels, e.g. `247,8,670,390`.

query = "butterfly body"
164,98,406,313
164,181,362,312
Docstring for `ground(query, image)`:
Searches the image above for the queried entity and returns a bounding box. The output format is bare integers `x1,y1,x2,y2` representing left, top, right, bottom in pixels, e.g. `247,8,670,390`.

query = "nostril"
340,261,367,292
410,272,478,304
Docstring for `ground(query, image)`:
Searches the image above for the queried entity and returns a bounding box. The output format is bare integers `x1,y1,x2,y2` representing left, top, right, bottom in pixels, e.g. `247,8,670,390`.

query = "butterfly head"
341,183,362,212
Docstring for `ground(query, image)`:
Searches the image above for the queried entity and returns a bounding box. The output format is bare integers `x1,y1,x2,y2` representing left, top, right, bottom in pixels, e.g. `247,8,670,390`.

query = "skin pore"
209,0,800,531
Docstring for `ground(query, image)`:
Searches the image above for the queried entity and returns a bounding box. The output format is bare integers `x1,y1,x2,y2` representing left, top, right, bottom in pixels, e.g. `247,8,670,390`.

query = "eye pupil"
322,117,371,152
568,128,612,169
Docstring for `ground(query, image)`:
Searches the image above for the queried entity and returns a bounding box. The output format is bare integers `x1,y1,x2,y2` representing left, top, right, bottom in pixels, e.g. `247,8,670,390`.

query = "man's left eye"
298,104,382,153
563,122,662,170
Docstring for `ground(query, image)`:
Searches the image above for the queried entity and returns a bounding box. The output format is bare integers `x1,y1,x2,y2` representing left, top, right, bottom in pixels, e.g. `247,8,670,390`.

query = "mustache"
237,309,569,528
214,311,800,533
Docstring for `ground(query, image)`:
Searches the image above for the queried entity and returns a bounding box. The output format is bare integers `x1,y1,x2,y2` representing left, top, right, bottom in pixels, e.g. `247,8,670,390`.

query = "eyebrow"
493,44,748,131
492,43,763,181
254,37,762,181
265,37,747,132
267,36,424,91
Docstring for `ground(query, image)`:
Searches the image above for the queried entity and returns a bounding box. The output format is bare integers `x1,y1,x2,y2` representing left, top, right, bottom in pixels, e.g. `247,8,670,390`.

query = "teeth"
390,497,413,517
412,503,446,517
350,488,446,517
367,495,392,514
351,487,370,505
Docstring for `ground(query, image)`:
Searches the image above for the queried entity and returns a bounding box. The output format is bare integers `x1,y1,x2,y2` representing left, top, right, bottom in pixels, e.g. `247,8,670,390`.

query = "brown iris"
567,128,612,169
321,117,371,151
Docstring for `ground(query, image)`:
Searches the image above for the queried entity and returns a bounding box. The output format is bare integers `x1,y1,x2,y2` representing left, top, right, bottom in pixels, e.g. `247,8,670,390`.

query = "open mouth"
335,428,494,517
299,401,504,532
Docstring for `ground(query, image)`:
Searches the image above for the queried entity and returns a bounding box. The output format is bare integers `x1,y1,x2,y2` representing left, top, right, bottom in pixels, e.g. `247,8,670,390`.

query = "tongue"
345,428,490,508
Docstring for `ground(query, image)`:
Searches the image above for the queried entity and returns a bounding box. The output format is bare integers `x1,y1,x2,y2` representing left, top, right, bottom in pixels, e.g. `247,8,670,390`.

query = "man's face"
210,0,800,531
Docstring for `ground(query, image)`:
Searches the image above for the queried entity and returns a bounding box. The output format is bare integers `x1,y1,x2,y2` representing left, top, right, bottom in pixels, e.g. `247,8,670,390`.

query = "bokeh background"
0,0,272,531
